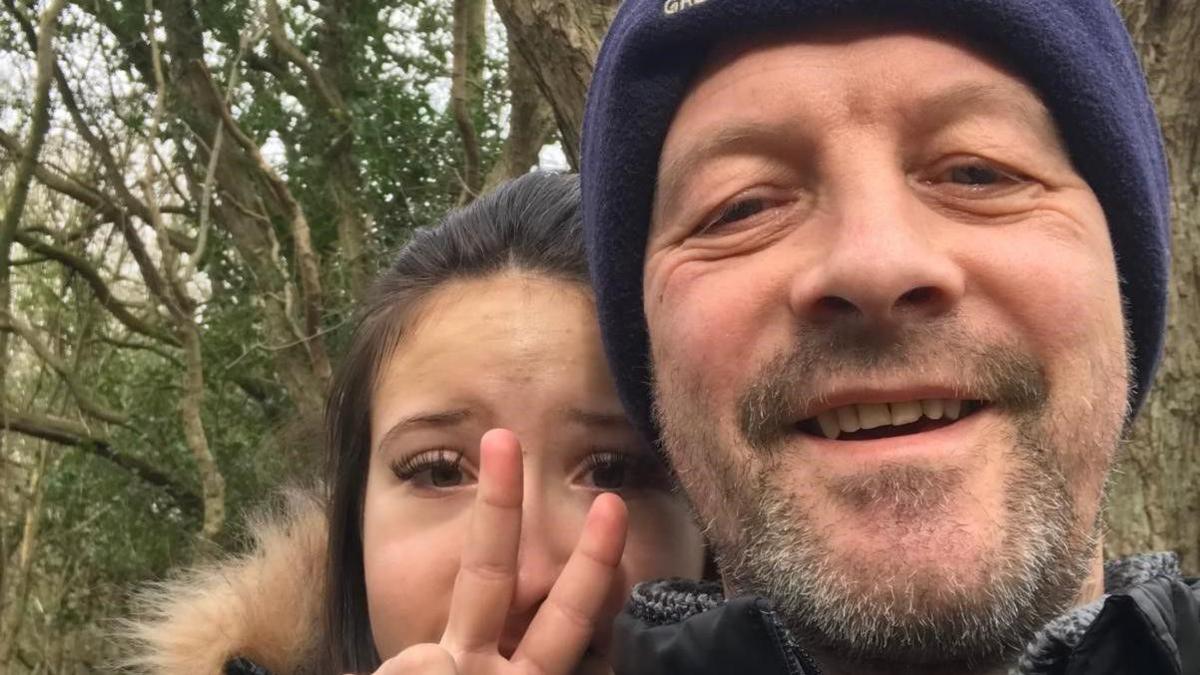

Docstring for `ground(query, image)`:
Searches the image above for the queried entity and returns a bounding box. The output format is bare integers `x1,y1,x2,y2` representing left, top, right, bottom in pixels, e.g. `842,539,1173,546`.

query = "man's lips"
793,388,988,441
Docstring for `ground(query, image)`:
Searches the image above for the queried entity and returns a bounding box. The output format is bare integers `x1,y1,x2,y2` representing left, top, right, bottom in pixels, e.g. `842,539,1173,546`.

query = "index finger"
441,428,524,654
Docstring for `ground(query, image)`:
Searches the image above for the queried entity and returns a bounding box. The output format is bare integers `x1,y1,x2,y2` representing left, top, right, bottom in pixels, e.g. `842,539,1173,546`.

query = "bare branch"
0,314,130,426
0,406,202,518
183,23,263,281
202,68,331,381
114,213,181,323
264,0,348,121
0,129,114,214
145,0,226,541
14,232,180,346
0,0,68,273
95,334,182,367
140,0,193,318
14,0,153,222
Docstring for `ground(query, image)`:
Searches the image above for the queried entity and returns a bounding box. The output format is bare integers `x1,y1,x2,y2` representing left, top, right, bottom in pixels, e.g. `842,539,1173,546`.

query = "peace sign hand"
371,429,629,675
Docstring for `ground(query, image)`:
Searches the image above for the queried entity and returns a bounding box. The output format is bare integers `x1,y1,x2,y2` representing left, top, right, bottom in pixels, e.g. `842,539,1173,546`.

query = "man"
580,1,1198,673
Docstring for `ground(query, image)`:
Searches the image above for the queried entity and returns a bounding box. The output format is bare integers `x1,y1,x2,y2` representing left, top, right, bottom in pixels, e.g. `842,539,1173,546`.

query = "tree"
491,0,616,168
1106,0,1200,572
0,0,513,668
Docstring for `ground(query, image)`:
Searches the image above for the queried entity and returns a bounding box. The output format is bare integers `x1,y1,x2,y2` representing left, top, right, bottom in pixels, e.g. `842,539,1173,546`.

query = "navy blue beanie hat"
581,0,1171,441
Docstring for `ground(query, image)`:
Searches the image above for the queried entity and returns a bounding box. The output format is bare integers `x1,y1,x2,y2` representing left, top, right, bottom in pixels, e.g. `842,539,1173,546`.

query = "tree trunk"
484,33,555,190
0,446,48,668
1105,0,1200,573
453,0,487,202
178,324,226,541
491,0,618,169
270,0,372,299
319,0,371,300
153,0,333,419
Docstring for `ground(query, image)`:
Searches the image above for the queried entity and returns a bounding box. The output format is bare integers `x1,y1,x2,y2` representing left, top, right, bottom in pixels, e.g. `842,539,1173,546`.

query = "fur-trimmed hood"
120,490,331,675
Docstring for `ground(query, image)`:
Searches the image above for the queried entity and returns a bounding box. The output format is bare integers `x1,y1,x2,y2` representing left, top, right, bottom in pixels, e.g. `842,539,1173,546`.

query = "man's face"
643,29,1128,667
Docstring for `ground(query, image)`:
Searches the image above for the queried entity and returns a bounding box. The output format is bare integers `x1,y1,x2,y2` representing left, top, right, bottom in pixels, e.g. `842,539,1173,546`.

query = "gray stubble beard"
651,328,1120,671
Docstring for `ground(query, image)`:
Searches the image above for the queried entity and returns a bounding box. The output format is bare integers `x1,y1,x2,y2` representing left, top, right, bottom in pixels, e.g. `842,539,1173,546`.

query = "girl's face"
361,272,705,668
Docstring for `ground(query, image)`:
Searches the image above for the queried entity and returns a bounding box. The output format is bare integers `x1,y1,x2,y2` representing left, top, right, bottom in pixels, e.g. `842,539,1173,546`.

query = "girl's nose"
506,495,575,619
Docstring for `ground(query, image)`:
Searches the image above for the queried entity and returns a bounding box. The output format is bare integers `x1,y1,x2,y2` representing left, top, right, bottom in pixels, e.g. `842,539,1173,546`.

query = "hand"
371,429,629,675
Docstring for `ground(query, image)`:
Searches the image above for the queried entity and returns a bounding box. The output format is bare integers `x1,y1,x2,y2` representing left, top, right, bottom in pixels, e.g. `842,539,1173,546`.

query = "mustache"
737,318,1049,452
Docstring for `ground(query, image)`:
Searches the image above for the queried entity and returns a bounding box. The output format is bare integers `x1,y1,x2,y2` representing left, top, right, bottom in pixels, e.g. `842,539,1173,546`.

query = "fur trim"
119,489,329,675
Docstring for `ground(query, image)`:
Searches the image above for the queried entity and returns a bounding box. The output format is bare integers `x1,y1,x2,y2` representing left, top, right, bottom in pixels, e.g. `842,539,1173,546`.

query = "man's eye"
950,164,1003,185
930,161,1024,192
702,197,770,232
391,449,472,489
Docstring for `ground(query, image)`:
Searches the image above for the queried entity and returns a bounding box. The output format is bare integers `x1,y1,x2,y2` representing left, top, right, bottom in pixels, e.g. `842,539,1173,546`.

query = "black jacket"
614,553,1200,675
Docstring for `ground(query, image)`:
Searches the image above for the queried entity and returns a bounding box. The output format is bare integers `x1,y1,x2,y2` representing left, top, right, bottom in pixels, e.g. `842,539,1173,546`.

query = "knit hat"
581,0,1170,441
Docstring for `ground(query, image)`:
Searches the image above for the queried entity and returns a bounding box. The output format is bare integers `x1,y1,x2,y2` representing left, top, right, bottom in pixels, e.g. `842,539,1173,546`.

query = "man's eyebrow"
654,82,1058,229
655,121,797,227
560,406,631,430
907,81,1059,143
376,408,472,453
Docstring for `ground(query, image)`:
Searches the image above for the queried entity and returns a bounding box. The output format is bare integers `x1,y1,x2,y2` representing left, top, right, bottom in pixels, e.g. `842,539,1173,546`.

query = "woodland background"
0,0,1194,671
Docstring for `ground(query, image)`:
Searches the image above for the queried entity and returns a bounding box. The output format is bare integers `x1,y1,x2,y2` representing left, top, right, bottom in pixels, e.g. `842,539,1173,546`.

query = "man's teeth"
814,400,968,440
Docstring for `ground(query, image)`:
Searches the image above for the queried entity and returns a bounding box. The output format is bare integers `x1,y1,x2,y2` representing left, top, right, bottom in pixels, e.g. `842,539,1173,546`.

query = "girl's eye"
585,454,630,490
391,449,473,489
580,451,670,492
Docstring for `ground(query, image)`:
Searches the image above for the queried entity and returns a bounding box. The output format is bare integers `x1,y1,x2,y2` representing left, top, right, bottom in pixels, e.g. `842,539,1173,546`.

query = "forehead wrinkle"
900,81,1062,150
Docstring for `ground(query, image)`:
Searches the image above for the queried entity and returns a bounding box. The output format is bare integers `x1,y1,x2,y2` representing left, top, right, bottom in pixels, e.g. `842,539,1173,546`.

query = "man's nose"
788,180,965,328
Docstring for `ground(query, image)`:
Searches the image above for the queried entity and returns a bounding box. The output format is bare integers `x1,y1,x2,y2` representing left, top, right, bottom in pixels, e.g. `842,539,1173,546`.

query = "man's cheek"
652,283,755,396
967,240,1123,359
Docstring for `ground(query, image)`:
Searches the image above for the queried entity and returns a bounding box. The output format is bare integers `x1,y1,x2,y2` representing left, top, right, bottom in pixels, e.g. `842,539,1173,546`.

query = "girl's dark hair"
324,172,588,672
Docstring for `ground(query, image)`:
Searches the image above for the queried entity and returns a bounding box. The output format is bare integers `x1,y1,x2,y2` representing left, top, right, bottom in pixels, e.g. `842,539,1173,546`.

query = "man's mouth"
797,399,986,441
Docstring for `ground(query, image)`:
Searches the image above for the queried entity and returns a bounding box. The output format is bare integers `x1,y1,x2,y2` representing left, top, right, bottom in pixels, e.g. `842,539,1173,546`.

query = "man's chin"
754,494,1017,617
718,460,1093,668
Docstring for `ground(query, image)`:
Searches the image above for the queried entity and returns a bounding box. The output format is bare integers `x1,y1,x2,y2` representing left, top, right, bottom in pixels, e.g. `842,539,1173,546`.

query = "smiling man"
581,1,1197,674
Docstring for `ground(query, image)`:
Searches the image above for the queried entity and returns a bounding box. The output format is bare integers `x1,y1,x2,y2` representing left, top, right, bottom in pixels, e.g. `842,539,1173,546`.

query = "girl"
124,173,705,675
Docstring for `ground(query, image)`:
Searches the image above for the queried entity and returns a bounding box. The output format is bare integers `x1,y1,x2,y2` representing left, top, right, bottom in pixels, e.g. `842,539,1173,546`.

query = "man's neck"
1075,546,1107,606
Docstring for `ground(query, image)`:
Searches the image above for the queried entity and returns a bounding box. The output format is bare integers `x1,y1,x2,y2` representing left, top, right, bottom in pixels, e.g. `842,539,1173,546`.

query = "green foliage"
0,0,514,669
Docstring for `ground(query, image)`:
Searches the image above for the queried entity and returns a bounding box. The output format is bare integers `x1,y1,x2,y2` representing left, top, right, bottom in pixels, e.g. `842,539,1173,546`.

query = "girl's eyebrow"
560,406,630,430
377,408,472,454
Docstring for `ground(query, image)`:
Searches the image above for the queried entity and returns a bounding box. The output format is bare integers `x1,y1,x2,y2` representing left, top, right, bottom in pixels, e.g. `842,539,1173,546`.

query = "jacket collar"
619,553,1194,675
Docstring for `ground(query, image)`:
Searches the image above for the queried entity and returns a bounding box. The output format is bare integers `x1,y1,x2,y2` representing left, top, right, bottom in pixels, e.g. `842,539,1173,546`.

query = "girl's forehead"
390,273,598,374
369,273,622,445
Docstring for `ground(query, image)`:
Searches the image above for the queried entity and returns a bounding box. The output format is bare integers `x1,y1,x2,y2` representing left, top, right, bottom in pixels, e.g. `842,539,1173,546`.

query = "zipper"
791,642,822,675
758,604,822,675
